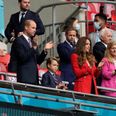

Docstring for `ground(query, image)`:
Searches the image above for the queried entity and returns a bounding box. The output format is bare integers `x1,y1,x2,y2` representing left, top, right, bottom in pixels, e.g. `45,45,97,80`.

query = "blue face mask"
94,22,101,30
73,24,80,30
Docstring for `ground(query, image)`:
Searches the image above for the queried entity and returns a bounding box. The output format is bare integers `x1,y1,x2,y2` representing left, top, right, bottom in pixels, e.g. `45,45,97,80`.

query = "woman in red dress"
71,37,99,94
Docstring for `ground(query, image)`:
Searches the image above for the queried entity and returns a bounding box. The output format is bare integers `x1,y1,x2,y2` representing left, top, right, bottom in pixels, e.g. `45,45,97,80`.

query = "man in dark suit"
5,0,45,42
93,42,106,64
41,57,67,89
57,28,77,90
9,20,53,85
93,28,112,64
93,28,112,86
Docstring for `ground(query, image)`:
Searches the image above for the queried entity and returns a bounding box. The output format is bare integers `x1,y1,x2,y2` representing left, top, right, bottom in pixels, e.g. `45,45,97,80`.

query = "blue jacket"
57,41,76,84
5,10,45,42
41,71,62,88
8,35,47,85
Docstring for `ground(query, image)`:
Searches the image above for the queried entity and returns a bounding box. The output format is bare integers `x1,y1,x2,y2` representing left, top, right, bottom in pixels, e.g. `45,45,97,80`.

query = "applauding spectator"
101,41,116,97
71,37,99,94
41,57,67,89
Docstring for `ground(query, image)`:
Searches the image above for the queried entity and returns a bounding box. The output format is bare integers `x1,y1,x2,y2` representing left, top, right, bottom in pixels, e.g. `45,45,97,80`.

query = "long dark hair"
75,37,96,67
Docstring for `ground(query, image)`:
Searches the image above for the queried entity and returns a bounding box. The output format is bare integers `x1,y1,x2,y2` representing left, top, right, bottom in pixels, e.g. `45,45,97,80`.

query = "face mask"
94,22,101,30
73,24,80,30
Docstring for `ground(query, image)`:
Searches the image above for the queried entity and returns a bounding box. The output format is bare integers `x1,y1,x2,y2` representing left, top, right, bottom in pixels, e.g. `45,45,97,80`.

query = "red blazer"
71,53,98,94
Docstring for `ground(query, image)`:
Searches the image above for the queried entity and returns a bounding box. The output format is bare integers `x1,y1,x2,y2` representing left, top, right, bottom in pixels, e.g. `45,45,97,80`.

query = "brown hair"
75,37,96,67
105,41,116,63
46,57,59,68
18,0,22,2
23,19,35,30
64,17,77,30
65,27,80,39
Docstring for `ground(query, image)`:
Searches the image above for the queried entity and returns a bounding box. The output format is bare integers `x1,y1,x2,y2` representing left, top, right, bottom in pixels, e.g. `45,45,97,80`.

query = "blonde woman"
101,41,116,97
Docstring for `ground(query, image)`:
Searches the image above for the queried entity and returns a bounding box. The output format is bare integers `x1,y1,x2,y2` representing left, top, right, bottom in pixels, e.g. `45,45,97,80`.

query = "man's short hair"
95,13,107,22
65,27,77,35
23,19,36,30
18,0,22,2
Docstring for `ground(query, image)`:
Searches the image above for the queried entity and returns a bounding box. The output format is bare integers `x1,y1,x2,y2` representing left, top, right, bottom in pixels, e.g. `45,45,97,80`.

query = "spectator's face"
0,49,7,56
66,30,76,43
110,45,116,57
101,31,112,44
94,16,105,30
20,0,30,11
84,39,90,53
48,60,59,73
25,21,36,37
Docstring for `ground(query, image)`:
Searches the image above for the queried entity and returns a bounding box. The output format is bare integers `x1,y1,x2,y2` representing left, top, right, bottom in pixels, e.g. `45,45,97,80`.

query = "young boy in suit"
41,57,67,89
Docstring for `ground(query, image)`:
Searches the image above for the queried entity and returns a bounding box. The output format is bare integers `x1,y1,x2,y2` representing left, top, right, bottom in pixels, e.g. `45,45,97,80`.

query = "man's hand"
44,41,54,51
57,82,68,90
98,61,104,70
32,40,38,50
18,32,23,37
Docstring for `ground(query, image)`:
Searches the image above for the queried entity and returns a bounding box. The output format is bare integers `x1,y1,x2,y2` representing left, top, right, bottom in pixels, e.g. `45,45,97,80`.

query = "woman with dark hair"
71,37,100,94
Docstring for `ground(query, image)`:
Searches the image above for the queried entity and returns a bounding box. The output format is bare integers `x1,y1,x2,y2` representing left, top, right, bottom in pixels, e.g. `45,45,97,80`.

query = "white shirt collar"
19,11,27,22
49,70,55,76
65,40,73,48
101,41,107,48
23,33,30,43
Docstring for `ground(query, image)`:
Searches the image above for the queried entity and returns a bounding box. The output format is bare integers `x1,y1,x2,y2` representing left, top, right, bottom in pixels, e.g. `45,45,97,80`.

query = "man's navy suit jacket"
8,35,47,85
5,10,45,42
93,42,106,64
57,41,76,84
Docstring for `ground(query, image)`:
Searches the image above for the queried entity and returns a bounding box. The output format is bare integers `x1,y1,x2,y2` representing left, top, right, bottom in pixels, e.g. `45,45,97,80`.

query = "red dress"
71,53,98,94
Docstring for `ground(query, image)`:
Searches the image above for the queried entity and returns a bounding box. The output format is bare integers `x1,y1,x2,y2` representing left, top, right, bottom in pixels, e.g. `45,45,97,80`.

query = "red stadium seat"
111,10,116,30
111,10,116,21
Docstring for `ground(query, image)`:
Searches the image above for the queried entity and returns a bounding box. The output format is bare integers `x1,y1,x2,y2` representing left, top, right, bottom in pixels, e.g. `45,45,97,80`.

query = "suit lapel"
21,35,30,48
47,71,57,86
15,12,20,24
25,10,31,19
64,41,74,51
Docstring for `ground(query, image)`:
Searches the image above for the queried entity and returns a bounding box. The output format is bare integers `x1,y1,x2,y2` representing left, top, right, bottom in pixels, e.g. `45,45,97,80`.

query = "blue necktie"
20,12,25,24
53,74,58,84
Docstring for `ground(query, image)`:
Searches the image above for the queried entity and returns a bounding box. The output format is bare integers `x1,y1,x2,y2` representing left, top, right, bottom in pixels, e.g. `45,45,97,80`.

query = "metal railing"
0,80,116,112
0,72,116,104
0,71,116,116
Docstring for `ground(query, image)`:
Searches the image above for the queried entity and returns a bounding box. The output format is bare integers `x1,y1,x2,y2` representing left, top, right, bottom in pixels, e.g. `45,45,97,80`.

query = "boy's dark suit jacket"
8,35,47,85
41,71,62,88
5,10,45,42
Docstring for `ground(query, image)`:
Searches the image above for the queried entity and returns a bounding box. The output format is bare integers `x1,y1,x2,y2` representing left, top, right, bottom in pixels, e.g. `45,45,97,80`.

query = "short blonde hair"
105,40,116,62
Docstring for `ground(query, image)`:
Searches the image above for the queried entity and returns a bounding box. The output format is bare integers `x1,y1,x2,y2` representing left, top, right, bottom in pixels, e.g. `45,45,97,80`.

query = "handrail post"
85,0,88,36
52,5,56,56
11,82,18,104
